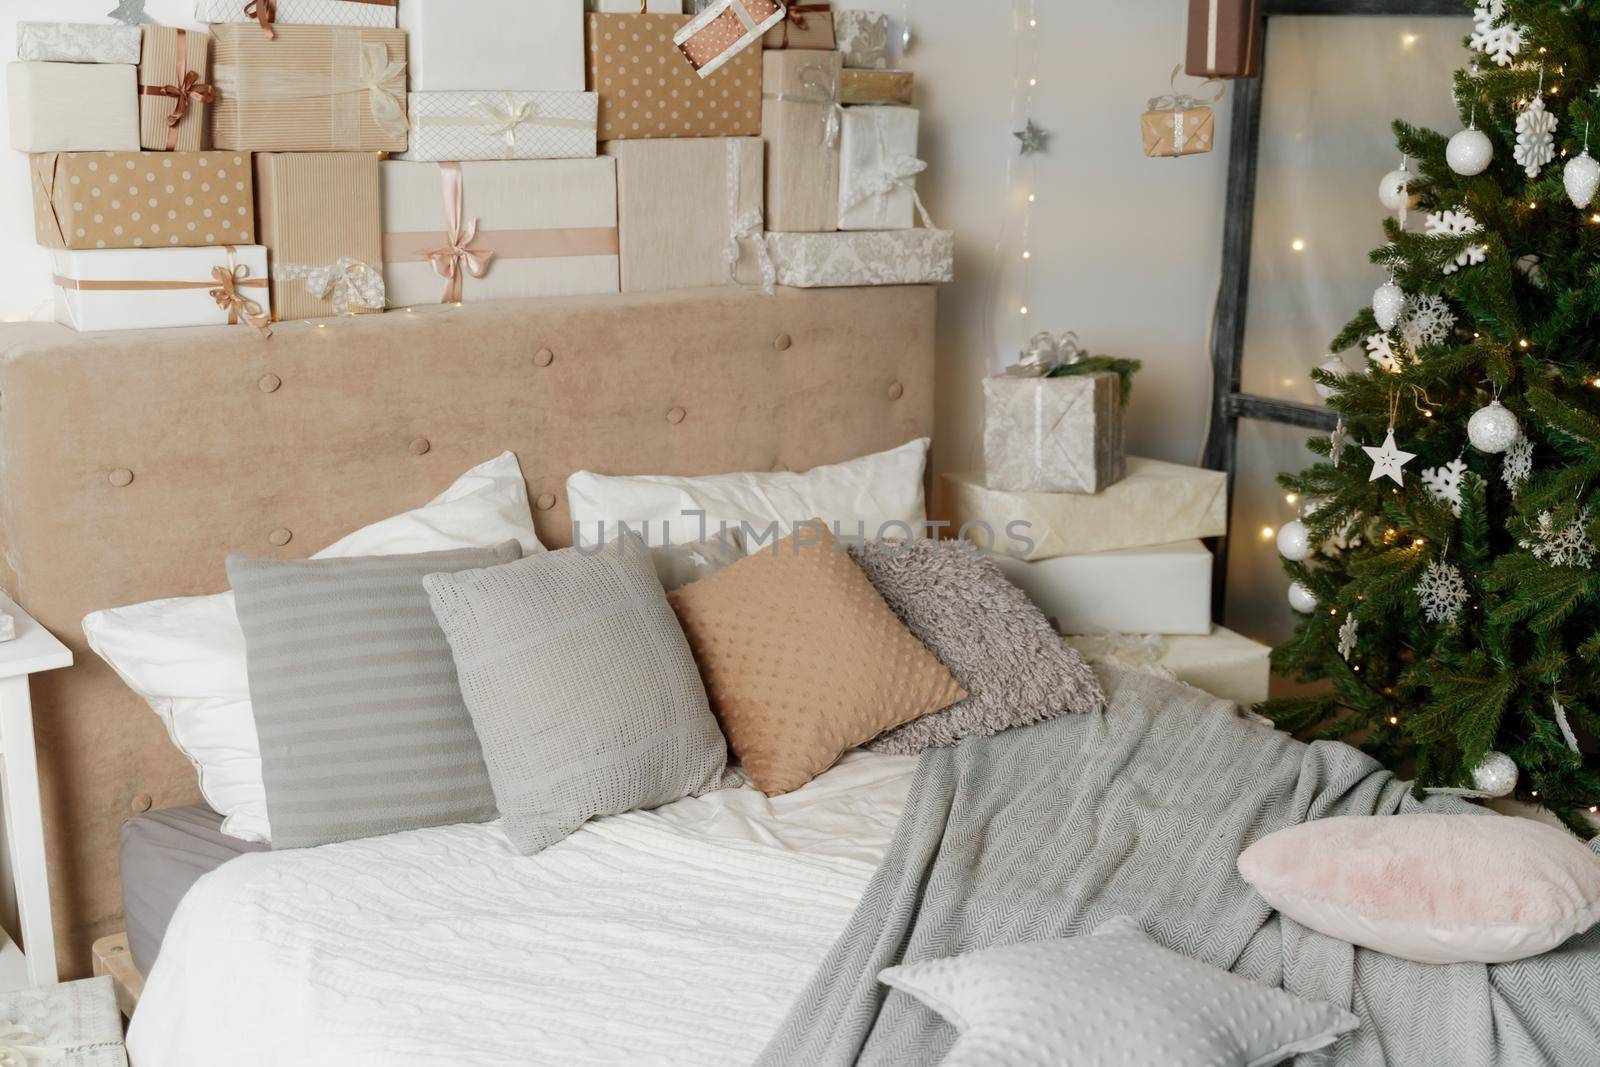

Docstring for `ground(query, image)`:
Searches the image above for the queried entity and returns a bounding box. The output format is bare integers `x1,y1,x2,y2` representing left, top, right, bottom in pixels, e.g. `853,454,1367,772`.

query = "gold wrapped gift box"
838,68,912,105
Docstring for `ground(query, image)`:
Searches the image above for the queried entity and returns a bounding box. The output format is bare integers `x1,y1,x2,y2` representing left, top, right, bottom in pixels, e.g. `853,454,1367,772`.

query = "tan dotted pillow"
668,522,966,796
586,13,762,140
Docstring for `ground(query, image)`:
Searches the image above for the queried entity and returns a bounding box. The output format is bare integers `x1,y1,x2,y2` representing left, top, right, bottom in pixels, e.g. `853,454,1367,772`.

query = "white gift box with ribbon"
399,0,584,92
837,105,926,231
396,91,599,162
52,245,272,335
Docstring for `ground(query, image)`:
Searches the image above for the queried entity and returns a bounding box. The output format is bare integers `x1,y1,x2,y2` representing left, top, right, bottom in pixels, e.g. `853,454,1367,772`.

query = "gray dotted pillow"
879,916,1359,1067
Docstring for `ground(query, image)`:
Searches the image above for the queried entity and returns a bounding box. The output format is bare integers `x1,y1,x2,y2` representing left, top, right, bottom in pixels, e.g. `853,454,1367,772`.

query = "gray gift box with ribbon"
982,333,1127,495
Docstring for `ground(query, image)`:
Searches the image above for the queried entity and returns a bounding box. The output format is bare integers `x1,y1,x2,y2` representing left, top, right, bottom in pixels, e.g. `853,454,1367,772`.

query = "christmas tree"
1266,0,1600,836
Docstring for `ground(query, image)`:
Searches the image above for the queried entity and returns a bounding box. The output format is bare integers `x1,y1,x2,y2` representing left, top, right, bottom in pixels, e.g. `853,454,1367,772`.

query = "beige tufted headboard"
0,284,937,976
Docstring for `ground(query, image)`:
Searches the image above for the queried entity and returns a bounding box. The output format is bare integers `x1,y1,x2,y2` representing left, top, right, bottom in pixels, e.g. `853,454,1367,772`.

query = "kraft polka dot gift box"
30,151,256,250
586,13,761,141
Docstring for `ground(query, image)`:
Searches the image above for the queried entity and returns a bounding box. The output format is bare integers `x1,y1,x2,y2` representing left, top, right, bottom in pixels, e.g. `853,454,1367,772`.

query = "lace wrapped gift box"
380,158,619,306
0,976,126,1066
587,14,761,140
837,105,923,231
17,22,142,63
982,372,1126,493
603,138,767,292
936,459,1228,561
401,0,582,91
588,0,684,9
31,151,256,250
255,153,384,321
209,24,408,152
7,62,138,153
764,228,952,287
832,8,888,68
194,0,398,30
52,244,272,334
396,91,598,162
138,28,212,152
762,49,842,232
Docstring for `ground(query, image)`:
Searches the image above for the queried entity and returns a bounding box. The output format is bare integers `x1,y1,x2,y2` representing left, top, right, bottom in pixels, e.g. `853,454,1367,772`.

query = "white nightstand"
0,593,72,991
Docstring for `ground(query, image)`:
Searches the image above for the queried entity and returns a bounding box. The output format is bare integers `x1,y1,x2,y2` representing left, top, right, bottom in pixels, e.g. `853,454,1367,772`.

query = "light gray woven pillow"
848,539,1103,754
423,535,729,855
880,916,1359,1067
227,541,521,849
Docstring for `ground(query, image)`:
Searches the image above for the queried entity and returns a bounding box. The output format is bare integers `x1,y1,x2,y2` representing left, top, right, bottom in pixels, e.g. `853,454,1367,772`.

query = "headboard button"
268,527,293,547
409,437,431,456
667,406,686,424
887,381,905,400
536,493,557,511
108,468,134,488
533,347,554,367
773,333,792,352
771,463,789,473
130,794,152,814
258,373,281,393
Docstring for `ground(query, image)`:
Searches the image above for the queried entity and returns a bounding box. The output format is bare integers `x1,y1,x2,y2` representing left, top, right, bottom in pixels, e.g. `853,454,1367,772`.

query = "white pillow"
83,452,543,843
566,438,930,550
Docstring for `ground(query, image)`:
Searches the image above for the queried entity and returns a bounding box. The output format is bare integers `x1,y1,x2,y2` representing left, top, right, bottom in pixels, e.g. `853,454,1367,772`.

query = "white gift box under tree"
983,371,1127,494
837,105,924,231
991,540,1213,636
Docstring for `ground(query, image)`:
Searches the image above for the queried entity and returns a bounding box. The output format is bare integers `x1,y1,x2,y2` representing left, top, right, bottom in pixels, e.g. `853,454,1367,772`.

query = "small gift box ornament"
1141,65,1222,159
675,0,787,79
139,28,214,152
763,3,835,50
982,332,1131,494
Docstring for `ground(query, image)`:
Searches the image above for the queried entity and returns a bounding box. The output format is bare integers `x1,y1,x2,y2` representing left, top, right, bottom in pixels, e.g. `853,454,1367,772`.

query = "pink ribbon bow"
419,162,494,304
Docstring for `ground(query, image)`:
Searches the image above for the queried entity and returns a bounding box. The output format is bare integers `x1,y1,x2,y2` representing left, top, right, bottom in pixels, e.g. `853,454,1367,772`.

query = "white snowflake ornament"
1416,560,1470,624
1424,209,1487,274
1365,333,1402,373
1421,456,1467,517
1519,507,1596,568
1514,95,1557,179
1337,612,1360,661
1401,294,1456,350
1502,435,1533,495
1471,1,1524,67
1329,419,1349,468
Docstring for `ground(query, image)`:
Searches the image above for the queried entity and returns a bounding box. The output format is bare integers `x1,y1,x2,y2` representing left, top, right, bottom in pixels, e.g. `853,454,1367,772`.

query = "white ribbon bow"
0,1023,63,1065
277,257,386,316
841,153,935,229
355,42,408,139
470,92,534,150
724,141,775,295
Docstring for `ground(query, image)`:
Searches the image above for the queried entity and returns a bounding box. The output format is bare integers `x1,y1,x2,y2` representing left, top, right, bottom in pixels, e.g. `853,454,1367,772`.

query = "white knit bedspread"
128,753,914,1066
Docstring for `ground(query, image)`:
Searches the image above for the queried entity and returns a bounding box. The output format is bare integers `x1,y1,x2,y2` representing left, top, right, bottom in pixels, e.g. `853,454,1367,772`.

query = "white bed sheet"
126,750,917,1067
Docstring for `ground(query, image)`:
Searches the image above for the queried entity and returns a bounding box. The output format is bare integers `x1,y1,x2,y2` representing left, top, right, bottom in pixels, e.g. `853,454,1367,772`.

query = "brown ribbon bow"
210,254,273,339
244,0,277,39
777,3,831,47
153,70,217,128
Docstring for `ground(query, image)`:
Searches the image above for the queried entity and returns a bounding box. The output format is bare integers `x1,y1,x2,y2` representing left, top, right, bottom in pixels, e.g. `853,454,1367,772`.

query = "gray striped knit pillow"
227,541,522,849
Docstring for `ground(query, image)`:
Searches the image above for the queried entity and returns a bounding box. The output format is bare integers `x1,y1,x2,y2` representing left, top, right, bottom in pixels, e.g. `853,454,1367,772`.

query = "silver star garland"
107,0,154,25
1013,119,1049,156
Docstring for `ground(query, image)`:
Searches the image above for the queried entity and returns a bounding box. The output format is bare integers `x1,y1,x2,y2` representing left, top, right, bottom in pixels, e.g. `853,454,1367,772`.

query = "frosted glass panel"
1224,419,1319,649
1240,15,1471,403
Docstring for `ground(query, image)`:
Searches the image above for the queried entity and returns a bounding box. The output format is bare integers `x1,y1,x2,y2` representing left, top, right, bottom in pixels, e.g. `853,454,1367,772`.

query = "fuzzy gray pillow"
848,539,1103,754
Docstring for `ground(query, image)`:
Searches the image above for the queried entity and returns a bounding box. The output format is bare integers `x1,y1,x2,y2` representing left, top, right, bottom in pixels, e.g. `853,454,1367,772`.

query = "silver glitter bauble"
1313,355,1349,400
1372,280,1406,331
1287,581,1319,612
1467,399,1520,454
1447,126,1494,176
1471,751,1518,798
1378,167,1413,211
1277,519,1313,562
1564,150,1600,209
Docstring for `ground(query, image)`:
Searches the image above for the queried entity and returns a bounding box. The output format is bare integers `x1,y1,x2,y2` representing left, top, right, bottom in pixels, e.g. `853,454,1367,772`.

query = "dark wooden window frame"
1202,0,1470,617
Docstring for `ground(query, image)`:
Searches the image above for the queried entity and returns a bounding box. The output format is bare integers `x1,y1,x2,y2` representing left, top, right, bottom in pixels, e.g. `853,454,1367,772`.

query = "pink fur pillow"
1238,813,1600,964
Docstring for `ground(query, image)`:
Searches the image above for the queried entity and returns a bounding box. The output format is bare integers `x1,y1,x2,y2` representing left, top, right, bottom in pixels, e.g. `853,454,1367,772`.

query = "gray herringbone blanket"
757,667,1600,1066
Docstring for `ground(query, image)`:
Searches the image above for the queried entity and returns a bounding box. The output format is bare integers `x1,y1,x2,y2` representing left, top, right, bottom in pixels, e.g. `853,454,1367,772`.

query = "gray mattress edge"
120,804,266,975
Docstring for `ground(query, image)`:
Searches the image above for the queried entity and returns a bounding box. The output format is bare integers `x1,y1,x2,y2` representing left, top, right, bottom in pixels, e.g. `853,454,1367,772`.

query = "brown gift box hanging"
587,14,761,140
139,28,214,152
1185,0,1262,79
762,3,836,50
1141,67,1223,158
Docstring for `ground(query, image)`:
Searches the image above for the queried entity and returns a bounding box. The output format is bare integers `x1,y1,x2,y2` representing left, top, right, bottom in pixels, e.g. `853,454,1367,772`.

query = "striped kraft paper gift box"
138,28,212,152
379,158,619,306
395,91,598,162
255,153,385,320
209,24,408,153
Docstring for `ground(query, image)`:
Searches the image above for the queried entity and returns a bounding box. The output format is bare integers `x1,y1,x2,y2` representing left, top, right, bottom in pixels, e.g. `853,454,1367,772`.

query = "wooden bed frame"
0,284,939,978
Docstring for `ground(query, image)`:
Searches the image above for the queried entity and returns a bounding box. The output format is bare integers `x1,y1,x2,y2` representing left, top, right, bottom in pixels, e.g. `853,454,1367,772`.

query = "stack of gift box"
6,1,952,336
937,354,1273,707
